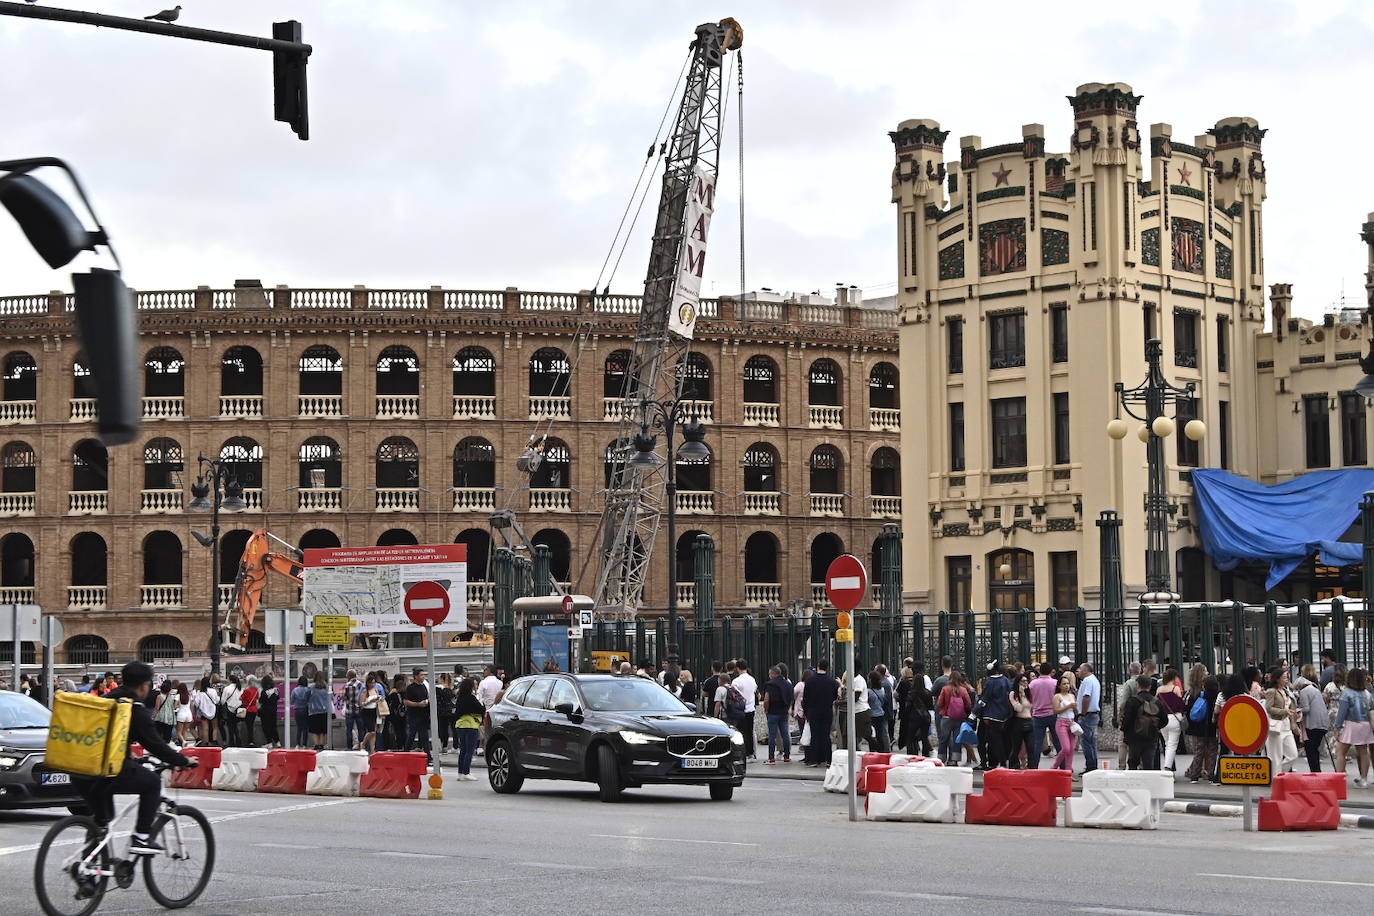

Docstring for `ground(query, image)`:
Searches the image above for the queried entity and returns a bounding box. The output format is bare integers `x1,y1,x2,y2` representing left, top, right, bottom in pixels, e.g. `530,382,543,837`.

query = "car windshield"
0,691,52,728
580,678,690,713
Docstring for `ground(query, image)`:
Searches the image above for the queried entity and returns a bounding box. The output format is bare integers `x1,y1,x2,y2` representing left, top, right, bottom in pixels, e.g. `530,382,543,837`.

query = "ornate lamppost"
188,455,246,674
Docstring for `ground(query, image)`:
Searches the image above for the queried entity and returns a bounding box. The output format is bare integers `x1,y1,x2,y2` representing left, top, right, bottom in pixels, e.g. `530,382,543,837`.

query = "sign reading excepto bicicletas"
1217,755,1272,786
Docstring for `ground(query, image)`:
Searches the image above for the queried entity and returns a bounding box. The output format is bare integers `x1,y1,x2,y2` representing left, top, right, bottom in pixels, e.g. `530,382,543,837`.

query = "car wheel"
596,744,623,802
709,782,734,801
487,740,523,794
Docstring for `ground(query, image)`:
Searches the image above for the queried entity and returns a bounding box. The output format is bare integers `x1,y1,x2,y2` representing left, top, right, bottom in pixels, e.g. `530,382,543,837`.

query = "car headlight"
618,730,665,745
0,754,20,770
729,729,745,746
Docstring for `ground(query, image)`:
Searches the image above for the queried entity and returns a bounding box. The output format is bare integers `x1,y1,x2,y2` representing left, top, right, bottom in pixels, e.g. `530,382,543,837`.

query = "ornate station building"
0,284,899,664
891,81,1374,614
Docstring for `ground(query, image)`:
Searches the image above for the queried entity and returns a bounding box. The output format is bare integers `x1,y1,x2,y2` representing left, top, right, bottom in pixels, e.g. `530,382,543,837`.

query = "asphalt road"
1,775,1372,915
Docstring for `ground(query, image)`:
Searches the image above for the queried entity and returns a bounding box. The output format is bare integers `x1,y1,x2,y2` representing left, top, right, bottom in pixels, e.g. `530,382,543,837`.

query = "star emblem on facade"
1177,164,1192,186
993,163,1012,186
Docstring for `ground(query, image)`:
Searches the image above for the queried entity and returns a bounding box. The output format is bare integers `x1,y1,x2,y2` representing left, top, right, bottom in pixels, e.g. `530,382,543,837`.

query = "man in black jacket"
1119,674,1167,771
76,662,193,854
801,661,839,768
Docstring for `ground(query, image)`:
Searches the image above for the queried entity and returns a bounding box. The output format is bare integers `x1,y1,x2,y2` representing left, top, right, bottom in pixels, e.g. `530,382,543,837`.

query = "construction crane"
226,528,304,644
592,18,743,617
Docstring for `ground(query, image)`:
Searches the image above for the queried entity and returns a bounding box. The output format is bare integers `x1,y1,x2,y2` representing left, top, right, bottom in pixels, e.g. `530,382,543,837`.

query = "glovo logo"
49,725,107,747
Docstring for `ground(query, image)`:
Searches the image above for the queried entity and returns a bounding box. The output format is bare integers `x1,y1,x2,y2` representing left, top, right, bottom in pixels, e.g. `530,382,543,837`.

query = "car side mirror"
554,702,582,721
684,702,697,713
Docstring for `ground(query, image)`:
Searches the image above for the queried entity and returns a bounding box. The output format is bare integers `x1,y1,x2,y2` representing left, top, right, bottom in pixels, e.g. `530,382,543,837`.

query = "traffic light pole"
0,2,311,138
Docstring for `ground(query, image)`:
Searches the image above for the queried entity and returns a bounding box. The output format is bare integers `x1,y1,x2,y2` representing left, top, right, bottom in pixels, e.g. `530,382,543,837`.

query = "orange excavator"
228,529,304,644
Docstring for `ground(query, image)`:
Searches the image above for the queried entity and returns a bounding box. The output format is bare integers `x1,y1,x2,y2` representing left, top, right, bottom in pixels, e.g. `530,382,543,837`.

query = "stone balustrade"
742,491,780,515
142,396,185,420
297,488,342,511
870,407,901,431
69,398,97,422
141,489,183,513
872,495,902,518
808,404,843,428
220,395,264,418
0,492,35,516
140,584,183,608
530,488,572,512
810,493,845,516
376,395,420,418
375,487,420,511
452,395,496,419
68,586,107,609
68,491,108,515
452,487,496,512
299,395,343,417
675,491,714,514
0,400,35,423
743,402,780,425
528,396,572,420
744,583,782,606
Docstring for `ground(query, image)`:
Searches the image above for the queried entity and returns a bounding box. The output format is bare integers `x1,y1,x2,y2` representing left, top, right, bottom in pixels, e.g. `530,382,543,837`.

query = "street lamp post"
188,455,247,675
629,399,709,661
1106,338,1205,603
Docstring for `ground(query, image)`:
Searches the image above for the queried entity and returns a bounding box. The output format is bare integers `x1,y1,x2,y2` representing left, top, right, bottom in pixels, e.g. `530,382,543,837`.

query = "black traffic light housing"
273,20,309,140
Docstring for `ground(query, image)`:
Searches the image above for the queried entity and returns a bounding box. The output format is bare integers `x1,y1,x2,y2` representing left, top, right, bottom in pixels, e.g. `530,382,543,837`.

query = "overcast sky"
2,0,1372,319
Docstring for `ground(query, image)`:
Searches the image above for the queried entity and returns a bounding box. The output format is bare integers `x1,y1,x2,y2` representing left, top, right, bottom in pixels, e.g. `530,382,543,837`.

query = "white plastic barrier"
822,751,852,794
212,747,269,792
1064,769,1175,829
866,765,974,823
306,750,370,797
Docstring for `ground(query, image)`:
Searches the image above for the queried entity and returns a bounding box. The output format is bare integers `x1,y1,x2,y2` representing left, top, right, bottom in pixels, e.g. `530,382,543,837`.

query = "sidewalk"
433,746,1374,811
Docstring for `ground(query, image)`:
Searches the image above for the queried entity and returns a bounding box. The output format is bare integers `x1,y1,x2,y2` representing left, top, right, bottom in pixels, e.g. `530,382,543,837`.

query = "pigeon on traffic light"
144,5,181,22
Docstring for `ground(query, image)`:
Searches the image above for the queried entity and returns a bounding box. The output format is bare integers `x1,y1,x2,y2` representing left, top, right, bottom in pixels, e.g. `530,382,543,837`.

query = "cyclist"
75,661,193,856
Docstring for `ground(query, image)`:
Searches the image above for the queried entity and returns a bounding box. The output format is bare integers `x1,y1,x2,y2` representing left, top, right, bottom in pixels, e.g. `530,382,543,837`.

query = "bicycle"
33,761,215,916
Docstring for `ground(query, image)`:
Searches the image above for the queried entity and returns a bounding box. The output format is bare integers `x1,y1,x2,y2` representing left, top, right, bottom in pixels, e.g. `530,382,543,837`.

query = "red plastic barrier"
359,752,429,800
965,768,1073,827
1258,773,1347,831
169,746,220,790
257,749,317,794
857,763,899,797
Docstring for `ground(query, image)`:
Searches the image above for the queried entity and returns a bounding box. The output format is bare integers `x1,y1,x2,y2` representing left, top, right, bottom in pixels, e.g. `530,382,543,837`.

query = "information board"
301,543,468,634
1218,755,1272,786
311,615,352,646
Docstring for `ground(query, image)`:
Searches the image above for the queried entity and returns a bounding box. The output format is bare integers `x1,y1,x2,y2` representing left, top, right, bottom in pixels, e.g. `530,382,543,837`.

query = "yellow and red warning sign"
1217,694,1269,756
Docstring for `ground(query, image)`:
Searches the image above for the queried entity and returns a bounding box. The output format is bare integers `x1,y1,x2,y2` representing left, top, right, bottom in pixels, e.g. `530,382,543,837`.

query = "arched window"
221,346,263,397
1,532,35,587
298,436,342,488
3,351,37,401
808,358,842,406
377,529,418,547
604,349,634,399
529,347,570,397
0,641,36,665
453,437,495,488
452,346,495,396
743,443,778,492
139,634,184,663
531,438,570,489
219,529,252,586
142,531,183,585
868,362,899,410
531,529,572,582
143,437,183,490
744,531,778,583
676,443,712,492
680,351,712,401
70,532,107,586
299,529,341,551
66,634,109,666
219,437,264,488
2,441,36,492
299,345,342,396
376,345,420,396
144,346,185,398
456,529,492,583
376,436,419,488
809,445,843,494
870,447,900,496
988,548,1034,611
810,533,844,585
71,439,108,491
743,355,778,403
675,530,709,583
72,355,95,400
604,437,632,489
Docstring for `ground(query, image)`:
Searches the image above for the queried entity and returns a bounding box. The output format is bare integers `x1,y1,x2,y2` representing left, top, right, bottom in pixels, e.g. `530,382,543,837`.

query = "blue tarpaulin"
1191,468,1374,590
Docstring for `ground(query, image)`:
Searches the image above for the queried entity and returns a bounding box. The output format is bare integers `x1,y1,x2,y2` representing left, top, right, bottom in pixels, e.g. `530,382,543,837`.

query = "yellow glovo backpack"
45,691,133,778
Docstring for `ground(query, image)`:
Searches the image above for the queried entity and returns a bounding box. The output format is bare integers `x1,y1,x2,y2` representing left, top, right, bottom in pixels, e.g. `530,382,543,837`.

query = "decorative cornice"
974,143,1024,161
1209,121,1267,148
1042,210,1070,221
980,289,1028,302
889,123,949,150
925,203,964,220
1069,85,1142,116
976,185,1026,202
1170,184,1206,201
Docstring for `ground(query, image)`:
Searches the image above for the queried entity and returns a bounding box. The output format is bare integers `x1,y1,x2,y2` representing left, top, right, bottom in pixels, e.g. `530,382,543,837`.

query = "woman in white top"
1051,674,1078,772
191,677,220,747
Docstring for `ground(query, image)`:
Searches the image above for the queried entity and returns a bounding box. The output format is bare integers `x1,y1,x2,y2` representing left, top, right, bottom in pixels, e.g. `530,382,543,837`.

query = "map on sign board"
302,544,468,634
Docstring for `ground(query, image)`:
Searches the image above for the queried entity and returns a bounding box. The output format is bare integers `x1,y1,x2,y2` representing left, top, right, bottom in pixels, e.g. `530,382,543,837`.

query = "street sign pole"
10,605,19,690
326,643,334,749
404,581,451,801
824,554,868,825
1242,782,1253,832
43,616,55,710
283,621,293,750
1216,694,1271,832
845,632,856,822
426,624,443,799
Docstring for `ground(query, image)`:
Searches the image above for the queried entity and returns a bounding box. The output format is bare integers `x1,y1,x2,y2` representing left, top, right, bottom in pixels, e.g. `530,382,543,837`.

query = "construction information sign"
1218,755,1272,786
301,544,467,635
311,615,352,646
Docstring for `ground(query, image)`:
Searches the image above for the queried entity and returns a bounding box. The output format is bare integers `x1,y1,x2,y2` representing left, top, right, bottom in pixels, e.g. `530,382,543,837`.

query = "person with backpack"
1120,674,1167,770
1183,675,1221,783
937,671,973,765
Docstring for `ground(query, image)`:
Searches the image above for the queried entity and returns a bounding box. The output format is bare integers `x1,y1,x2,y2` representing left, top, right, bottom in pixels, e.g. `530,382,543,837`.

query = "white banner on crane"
668,164,716,339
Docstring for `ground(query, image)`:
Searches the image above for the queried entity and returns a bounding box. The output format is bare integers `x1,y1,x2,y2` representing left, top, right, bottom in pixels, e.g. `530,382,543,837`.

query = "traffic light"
1,158,140,445
272,20,309,140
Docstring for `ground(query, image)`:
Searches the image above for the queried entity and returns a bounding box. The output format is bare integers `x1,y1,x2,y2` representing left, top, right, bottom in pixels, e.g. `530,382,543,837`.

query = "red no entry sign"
1217,693,1269,757
404,580,451,628
824,555,869,612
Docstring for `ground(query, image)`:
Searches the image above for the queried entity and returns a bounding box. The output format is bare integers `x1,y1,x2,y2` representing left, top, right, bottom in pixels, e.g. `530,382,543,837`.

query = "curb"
1161,800,1374,829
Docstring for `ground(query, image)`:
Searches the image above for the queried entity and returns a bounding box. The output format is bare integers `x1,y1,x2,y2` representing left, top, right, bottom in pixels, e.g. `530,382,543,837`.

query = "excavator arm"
229,529,304,641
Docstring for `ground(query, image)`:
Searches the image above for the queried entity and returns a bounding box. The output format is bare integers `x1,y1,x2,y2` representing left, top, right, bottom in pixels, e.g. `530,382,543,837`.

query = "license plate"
40,773,71,786
681,757,716,770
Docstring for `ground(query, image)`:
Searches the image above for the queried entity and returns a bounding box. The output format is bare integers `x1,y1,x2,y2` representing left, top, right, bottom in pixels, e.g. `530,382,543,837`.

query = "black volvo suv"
485,674,746,801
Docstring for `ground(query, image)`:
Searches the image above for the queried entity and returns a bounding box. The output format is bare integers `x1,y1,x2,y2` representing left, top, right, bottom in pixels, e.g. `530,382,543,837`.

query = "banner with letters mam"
667,164,716,339
301,543,467,635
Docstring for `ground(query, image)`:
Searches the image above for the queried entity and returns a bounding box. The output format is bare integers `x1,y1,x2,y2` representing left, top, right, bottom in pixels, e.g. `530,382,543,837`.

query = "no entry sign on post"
403,581,451,628
824,555,869,612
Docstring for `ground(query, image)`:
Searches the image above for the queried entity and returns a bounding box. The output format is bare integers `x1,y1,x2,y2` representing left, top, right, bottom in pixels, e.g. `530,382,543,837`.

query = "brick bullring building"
0,284,899,665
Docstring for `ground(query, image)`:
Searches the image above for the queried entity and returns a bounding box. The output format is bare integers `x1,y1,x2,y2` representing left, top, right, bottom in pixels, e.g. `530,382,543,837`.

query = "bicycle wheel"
141,804,214,909
33,815,110,916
